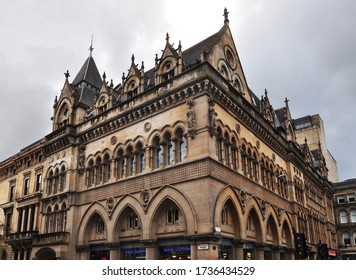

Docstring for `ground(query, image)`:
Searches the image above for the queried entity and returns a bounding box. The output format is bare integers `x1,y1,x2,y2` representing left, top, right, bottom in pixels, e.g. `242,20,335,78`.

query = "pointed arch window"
216,127,223,162
164,132,173,166
47,170,54,195
152,136,162,169
136,142,145,174
175,128,186,163
231,137,238,170
127,213,139,230
127,146,135,176
59,166,66,192
167,207,179,224
224,132,230,166
103,154,111,183
117,149,125,179
87,160,95,187
241,145,247,175
95,157,103,185
53,168,59,194
162,62,174,82
221,207,228,225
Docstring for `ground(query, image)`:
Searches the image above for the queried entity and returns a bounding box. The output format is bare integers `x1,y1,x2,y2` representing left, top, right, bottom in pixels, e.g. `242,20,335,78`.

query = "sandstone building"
333,178,356,260
0,10,337,260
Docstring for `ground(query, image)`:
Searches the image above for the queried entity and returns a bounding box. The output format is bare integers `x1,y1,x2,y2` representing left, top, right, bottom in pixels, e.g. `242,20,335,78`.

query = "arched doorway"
36,248,56,260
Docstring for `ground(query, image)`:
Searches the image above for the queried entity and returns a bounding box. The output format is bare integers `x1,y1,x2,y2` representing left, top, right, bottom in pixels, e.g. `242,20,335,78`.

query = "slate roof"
72,56,102,89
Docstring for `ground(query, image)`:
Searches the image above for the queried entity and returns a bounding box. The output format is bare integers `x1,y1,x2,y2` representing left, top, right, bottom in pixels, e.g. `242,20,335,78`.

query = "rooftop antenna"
89,35,94,57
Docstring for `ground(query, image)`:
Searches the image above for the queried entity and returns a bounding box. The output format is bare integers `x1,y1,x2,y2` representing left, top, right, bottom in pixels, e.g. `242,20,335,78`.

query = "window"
103,154,111,183
224,132,230,166
136,142,145,174
23,178,30,196
221,208,228,225
343,232,351,245
231,137,238,170
35,174,42,192
354,232,356,245
117,149,125,178
9,185,15,201
87,160,95,187
176,128,186,163
59,166,66,192
340,210,348,224
152,136,162,169
96,220,105,234
167,207,179,224
127,213,139,230
348,194,356,203
162,62,174,82
351,210,356,223
127,146,134,176
47,170,54,194
337,196,346,204
216,128,223,162
164,132,173,166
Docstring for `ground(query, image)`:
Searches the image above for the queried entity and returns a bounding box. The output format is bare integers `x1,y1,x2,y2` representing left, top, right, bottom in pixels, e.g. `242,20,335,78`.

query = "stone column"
234,241,244,260
273,246,281,260
256,244,265,260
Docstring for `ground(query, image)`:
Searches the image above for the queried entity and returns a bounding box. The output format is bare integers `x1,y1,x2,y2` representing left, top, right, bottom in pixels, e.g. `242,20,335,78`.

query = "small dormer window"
162,62,174,82
127,80,138,100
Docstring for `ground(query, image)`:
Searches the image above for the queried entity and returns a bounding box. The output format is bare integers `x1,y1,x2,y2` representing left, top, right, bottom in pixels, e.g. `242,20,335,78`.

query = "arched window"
175,128,186,163
53,168,59,194
162,61,174,82
117,149,125,179
61,203,67,232
167,207,179,224
231,137,238,170
351,210,356,223
45,206,52,234
252,152,258,181
353,232,356,245
241,145,247,175
127,213,139,230
59,166,66,192
87,160,95,187
103,154,111,183
136,142,145,174
54,205,60,232
127,146,134,176
340,210,348,224
221,207,228,225
216,127,223,162
47,170,54,195
95,157,102,185
164,132,173,166
224,132,230,166
152,136,162,169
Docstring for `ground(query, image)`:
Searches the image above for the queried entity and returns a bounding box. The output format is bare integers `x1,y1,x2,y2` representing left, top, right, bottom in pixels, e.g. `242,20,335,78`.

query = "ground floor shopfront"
80,237,294,260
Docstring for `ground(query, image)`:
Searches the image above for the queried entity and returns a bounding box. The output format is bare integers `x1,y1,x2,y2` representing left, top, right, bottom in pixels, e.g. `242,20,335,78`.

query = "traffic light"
317,243,328,260
295,233,307,259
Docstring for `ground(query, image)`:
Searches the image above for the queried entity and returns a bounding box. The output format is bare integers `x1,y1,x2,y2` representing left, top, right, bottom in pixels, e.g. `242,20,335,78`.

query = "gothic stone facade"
0,11,336,260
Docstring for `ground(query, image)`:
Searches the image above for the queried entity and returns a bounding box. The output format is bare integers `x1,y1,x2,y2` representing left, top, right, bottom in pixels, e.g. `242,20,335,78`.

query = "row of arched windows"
216,126,288,199
44,203,67,234
342,231,356,246
86,128,187,187
339,209,356,224
46,165,66,195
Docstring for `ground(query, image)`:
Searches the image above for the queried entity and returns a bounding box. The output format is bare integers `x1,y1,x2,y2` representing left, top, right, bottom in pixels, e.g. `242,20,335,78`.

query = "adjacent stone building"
0,9,337,260
333,179,356,260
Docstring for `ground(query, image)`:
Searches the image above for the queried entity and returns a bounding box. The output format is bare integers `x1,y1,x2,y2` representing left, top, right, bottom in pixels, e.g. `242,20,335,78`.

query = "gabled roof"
72,56,102,89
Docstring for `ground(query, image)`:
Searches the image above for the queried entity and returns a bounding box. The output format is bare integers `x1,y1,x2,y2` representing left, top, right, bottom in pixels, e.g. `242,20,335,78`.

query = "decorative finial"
64,70,70,80
89,35,94,57
304,138,308,145
166,32,170,43
223,7,229,25
141,61,145,70
131,54,135,63
102,72,106,81
155,53,159,65
265,88,268,96
284,97,290,107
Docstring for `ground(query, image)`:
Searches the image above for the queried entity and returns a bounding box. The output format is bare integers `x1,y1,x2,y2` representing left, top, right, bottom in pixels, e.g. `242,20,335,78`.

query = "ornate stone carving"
186,98,196,139
144,122,152,132
77,144,86,175
208,96,217,136
106,197,115,215
110,136,117,145
140,189,151,209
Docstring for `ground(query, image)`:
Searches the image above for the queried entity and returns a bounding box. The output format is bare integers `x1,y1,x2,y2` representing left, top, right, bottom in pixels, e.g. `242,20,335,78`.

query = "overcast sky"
0,0,355,182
